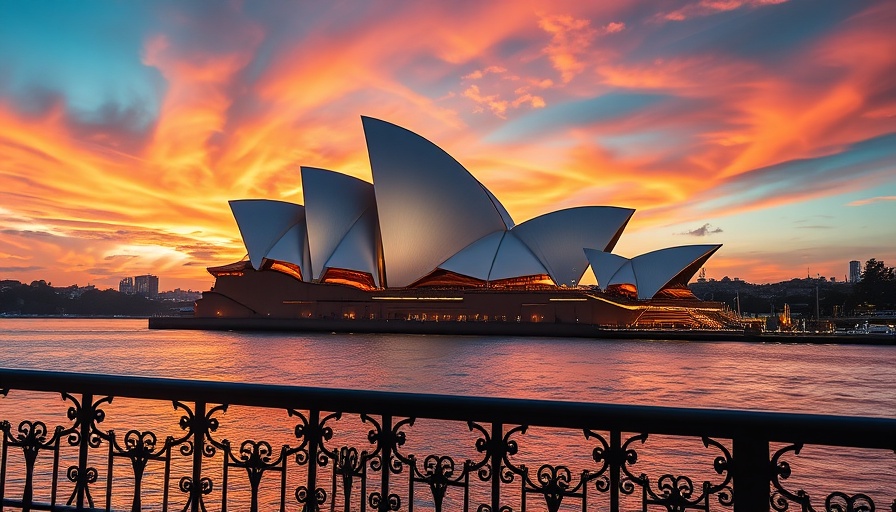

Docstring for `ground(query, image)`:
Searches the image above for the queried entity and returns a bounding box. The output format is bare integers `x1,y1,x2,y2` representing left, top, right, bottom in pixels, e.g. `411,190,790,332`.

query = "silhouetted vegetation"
690,259,895,319
0,280,192,317
854,259,896,309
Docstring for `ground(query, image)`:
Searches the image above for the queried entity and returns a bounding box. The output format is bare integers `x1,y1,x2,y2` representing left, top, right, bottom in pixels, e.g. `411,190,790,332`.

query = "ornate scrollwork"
332,445,367,506
358,413,387,481
179,476,214,511
393,419,471,510
771,444,882,512
365,415,411,476
104,429,164,510
618,435,732,510
825,492,874,512
292,410,335,454
583,429,617,493
295,485,327,506
66,465,98,507
476,504,513,512
618,432,648,496
289,408,313,465
467,421,494,480
473,422,526,485
368,491,401,511
62,393,111,448
234,439,281,488
172,401,227,462
413,454,465,511
12,419,49,446
525,464,575,512
315,411,343,467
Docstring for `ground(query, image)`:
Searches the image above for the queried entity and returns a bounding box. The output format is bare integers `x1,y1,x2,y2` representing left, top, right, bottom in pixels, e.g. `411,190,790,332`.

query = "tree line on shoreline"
0,280,192,317
689,259,896,318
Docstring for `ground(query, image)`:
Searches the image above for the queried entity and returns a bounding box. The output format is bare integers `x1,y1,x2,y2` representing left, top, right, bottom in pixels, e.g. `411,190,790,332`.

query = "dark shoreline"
148,317,895,345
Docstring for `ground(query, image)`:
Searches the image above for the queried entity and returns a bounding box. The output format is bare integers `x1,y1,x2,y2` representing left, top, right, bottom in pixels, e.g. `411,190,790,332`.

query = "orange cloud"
463,85,509,117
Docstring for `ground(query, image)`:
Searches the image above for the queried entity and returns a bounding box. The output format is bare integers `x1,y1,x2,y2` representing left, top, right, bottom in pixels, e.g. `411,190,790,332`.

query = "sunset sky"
1,0,895,291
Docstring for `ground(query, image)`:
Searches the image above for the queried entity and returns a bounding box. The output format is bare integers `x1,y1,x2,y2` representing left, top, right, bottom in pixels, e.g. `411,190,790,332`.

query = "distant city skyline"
1,1,894,291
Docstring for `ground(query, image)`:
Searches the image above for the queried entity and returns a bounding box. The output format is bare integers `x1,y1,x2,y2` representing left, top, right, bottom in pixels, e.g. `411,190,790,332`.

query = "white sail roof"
301,166,378,281
265,221,312,280
438,231,504,281
583,249,629,290
323,207,382,287
487,232,549,281
229,200,307,271
630,245,720,298
512,206,634,287
585,245,721,299
363,116,510,288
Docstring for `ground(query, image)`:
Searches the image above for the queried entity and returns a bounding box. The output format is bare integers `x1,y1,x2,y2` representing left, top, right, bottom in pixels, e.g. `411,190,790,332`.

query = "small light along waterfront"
1,318,894,509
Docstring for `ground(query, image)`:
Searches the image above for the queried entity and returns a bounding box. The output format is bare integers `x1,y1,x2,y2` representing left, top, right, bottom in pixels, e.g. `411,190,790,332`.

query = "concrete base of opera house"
147,317,894,345
149,316,743,340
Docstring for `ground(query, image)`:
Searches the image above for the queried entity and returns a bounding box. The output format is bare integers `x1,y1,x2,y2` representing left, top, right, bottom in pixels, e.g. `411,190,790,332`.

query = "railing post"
192,401,206,512
491,422,501,512
733,435,769,512
381,414,392,512
306,409,320,512
76,392,92,511
609,430,620,512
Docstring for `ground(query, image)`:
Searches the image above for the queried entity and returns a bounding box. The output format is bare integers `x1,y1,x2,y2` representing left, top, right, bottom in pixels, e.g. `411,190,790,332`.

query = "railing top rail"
1,368,894,450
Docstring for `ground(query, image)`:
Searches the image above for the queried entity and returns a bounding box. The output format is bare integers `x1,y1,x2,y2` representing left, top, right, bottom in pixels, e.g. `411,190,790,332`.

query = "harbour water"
2,318,894,415
0,318,894,509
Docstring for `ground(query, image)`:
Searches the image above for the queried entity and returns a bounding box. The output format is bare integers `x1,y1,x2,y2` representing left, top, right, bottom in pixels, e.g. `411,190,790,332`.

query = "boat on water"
843,322,896,336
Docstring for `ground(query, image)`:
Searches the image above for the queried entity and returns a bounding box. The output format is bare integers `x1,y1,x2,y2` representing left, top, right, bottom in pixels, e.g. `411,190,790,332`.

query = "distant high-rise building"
849,260,861,283
134,274,159,298
119,277,134,295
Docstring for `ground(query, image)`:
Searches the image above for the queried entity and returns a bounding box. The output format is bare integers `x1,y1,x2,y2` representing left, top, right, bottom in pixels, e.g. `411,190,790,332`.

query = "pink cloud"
847,196,896,207
603,22,626,34
463,66,508,80
657,0,789,23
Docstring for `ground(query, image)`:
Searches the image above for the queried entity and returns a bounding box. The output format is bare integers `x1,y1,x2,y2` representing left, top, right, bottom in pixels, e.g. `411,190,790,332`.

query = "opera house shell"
195,117,739,330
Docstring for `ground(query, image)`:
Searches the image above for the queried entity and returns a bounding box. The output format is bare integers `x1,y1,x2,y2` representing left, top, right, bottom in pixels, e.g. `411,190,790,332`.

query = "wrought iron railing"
0,368,893,512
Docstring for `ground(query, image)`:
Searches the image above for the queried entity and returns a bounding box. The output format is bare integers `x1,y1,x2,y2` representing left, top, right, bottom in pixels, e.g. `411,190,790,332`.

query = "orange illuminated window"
607,283,638,299
410,269,486,288
207,260,252,277
266,260,304,281
321,268,377,291
654,287,697,299
489,274,555,289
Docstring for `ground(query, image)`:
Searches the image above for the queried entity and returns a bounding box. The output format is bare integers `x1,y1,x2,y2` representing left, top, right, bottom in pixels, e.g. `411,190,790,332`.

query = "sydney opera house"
194,117,740,330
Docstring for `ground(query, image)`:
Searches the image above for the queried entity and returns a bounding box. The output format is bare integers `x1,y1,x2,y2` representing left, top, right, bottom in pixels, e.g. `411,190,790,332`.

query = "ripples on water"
0,318,893,509
1,318,893,415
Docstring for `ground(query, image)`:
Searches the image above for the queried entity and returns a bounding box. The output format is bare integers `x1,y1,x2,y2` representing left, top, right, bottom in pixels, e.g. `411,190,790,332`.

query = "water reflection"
1,319,894,416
